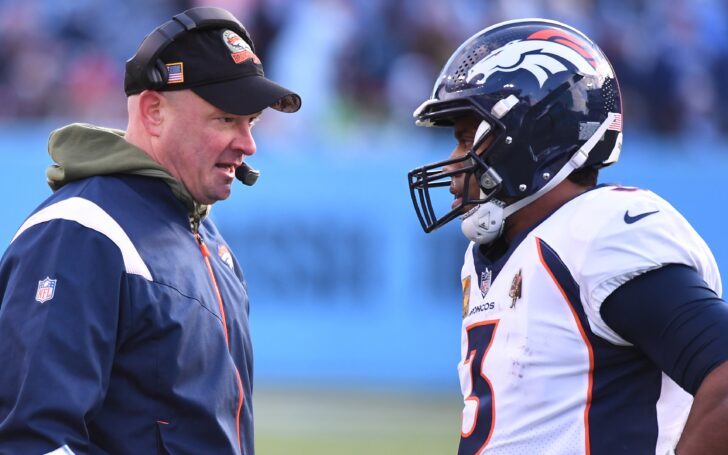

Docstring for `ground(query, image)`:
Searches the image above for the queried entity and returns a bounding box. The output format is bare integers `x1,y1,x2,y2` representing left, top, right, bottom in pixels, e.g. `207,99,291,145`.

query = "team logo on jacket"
218,244,234,270
479,268,492,298
467,29,599,88
35,277,57,303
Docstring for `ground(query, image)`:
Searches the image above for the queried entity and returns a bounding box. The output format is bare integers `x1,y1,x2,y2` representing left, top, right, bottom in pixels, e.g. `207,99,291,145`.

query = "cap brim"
192,76,301,115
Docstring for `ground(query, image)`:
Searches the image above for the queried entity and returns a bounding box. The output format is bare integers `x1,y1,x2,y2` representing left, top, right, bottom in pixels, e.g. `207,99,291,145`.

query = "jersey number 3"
460,320,499,454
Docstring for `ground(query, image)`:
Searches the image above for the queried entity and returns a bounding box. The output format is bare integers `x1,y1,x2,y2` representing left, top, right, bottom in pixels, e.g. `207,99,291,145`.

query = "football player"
408,19,728,454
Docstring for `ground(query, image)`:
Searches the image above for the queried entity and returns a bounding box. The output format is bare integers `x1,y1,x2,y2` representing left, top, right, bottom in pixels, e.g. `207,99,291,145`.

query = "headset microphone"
235,162,260,186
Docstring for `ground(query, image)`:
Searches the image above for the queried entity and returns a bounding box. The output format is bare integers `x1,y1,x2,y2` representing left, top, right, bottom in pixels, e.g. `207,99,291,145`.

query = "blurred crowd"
0,0,727,139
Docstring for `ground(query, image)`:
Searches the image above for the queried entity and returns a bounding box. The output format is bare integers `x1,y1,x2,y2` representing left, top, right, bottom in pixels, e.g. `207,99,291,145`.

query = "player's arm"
600,264,728,454
0,220,126,454
677,360,728,454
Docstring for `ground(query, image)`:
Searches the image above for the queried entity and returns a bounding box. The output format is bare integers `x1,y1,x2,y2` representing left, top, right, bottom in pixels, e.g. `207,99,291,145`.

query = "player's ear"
136,90,165,137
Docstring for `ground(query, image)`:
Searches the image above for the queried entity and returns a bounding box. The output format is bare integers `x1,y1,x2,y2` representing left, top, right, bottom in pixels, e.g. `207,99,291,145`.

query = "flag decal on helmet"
608,113,623,132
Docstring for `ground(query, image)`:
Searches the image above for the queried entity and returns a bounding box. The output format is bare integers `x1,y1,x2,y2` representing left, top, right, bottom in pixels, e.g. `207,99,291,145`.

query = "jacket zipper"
196,233,245,452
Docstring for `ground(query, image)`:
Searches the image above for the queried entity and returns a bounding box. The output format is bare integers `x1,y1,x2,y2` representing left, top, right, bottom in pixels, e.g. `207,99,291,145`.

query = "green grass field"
254,386,461,454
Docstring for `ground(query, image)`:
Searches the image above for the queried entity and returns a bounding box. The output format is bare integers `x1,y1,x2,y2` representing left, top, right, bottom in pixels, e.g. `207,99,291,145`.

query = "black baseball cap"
124,25,301,115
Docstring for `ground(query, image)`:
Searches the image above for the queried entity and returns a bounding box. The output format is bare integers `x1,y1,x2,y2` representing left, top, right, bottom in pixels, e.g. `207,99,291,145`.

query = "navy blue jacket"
0,174,254,454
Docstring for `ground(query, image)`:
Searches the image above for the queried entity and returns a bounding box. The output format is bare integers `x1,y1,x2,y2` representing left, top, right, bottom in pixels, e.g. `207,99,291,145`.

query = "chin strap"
461,112,620,245
460,199,505,245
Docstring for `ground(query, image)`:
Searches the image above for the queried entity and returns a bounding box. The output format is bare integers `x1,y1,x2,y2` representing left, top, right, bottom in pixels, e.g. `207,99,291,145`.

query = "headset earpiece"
149,60,169,89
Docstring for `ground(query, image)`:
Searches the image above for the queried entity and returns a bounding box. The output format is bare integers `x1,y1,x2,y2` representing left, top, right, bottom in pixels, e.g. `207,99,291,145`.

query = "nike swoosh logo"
624,210,660,224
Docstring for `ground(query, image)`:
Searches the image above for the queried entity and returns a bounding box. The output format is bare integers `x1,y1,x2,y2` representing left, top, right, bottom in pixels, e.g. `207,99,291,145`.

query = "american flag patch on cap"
166,62,184,84
607,113,622,132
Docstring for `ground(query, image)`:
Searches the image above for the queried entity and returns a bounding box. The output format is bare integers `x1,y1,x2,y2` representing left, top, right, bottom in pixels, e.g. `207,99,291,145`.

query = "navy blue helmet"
409,19,623,234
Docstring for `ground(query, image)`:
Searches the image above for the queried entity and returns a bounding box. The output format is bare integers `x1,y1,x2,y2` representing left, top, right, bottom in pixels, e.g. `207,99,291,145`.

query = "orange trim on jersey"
461,349,480,438
197,234,245,451
535,237,593,455
464,319,499,452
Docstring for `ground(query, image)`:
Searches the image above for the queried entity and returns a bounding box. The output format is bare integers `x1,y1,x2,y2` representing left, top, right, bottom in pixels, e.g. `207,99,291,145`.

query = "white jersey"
458,186,721,455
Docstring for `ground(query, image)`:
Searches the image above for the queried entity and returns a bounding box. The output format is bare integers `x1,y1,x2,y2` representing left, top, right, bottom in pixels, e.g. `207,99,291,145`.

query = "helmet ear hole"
530,113,555,157
522,101,560,162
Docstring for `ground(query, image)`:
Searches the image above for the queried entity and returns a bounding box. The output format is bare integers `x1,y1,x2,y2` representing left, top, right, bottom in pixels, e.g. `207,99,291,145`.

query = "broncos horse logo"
467,29,599,88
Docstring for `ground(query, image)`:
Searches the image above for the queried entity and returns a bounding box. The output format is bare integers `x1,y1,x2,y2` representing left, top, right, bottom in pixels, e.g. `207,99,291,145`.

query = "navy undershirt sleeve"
600,264,728,395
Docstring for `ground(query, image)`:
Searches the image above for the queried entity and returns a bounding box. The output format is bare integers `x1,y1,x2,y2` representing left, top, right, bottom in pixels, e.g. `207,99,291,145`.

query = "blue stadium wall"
1,124,726,390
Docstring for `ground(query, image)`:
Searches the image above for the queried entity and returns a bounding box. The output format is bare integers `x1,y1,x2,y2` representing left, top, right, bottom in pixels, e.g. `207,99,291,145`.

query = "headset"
126,7,261,186
235,163,260,186
125,6,255,91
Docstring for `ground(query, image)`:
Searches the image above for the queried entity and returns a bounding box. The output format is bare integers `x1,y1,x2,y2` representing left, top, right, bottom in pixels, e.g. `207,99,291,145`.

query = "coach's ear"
136,90,165,138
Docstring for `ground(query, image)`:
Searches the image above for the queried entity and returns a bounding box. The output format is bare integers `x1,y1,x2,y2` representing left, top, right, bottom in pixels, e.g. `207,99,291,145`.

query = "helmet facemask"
408,99,508,234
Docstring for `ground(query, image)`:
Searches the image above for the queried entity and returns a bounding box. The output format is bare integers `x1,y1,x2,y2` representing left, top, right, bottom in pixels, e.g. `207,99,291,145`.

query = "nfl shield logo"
35,277,57,303
480,268,492,298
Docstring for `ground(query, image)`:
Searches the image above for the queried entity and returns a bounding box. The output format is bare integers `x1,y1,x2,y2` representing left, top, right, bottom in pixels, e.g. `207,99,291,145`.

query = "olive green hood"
47,123,209,226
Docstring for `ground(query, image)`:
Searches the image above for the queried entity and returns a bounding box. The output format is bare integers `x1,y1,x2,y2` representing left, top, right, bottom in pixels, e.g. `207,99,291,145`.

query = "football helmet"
408,19,623,244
